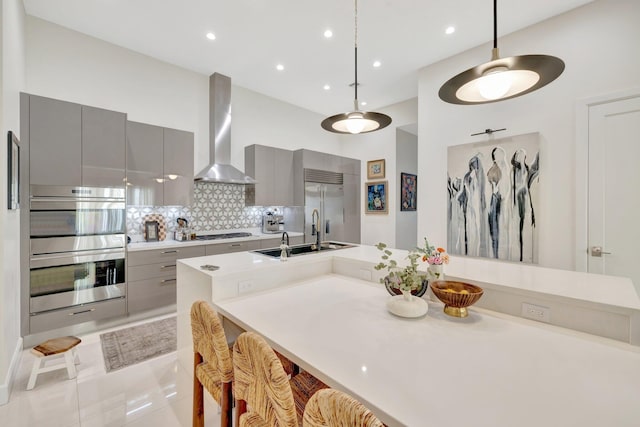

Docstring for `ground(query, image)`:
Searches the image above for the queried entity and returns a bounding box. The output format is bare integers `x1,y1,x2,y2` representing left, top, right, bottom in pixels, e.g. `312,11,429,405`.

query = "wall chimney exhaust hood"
194,73,257,184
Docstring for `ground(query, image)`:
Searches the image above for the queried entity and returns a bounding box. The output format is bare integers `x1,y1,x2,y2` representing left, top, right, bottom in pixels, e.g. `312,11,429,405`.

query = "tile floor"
0,314,220,426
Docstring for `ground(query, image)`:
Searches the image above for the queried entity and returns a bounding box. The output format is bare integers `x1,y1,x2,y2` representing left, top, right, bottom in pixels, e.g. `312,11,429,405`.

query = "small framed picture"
7,131,20,210
400,172,417,211
365,181,388,214
367,159,385,179
144,220,160,242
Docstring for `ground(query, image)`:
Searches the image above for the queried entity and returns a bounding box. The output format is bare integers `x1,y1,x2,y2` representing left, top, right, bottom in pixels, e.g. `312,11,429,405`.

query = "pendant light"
321,0,391,134
439,0,565,105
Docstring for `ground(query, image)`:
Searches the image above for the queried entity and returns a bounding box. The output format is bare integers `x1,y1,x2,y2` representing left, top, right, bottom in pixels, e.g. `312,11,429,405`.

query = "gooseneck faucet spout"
311,209,321,250
281,231,289,246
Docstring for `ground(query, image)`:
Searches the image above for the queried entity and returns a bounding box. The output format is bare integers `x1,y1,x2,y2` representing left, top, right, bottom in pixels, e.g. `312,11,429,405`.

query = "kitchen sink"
253,242,355,258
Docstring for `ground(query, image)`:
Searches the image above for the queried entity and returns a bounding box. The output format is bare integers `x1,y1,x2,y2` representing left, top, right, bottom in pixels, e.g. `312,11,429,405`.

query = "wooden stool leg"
64,350,77,379
193,352,204,427
27,357,43,390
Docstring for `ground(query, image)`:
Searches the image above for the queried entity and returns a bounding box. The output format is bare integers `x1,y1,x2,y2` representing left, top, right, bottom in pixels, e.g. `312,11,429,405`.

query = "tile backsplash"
127,182,263,235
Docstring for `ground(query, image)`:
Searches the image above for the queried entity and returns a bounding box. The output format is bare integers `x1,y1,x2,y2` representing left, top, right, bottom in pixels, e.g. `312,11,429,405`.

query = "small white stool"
27,336,81,390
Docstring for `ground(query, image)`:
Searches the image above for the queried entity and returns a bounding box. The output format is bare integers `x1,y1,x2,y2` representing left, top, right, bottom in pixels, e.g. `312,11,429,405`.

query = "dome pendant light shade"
439,0,564,105
321,0,391,134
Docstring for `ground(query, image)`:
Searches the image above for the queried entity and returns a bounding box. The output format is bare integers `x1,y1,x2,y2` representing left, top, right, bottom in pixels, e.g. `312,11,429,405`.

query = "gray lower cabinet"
205,240,261,255
29,298,127,334
260,236,304,249
127,246,205,314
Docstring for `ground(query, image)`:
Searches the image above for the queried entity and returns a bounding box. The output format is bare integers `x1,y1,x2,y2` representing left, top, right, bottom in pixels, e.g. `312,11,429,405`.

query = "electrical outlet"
521,302,551,323
238,280,253,294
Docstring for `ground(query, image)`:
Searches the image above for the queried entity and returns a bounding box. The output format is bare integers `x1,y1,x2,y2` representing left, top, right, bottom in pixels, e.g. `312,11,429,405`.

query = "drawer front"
128,263,176,282
127,245,205,266
128,278,176,314
29,297,126,334
205,240,261,256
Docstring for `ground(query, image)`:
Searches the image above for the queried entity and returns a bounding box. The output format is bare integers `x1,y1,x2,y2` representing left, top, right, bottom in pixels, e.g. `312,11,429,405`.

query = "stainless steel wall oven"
29,185,126,315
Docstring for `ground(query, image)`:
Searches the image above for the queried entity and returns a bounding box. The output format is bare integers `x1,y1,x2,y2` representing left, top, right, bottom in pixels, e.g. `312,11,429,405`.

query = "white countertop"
127,228,303,252
178,244,640,312
213,274,640,427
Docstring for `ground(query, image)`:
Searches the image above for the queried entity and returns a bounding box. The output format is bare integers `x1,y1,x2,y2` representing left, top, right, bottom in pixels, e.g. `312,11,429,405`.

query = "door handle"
325,219,330,234
590,246,612,257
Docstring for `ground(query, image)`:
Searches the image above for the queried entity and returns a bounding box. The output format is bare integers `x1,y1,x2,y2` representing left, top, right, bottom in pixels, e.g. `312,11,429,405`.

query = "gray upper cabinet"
29,95,82,186
82,106,126,187
245,144,293,206
163,128,194,206
126,121,164,206
28,94,127,188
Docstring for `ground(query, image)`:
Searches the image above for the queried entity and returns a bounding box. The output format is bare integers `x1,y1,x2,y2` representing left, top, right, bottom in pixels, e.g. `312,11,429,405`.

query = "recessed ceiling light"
324,29,333,38
373,60,381,68
206,32,216,40
276,64,284,71
445,26,455,35
323,84,331,90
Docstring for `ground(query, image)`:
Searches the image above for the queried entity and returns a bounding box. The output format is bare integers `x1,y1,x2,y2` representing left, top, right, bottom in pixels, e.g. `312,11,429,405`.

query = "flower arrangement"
420,238,449,266
374,238,448,293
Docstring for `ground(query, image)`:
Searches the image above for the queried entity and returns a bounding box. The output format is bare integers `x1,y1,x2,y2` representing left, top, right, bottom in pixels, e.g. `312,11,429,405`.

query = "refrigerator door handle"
325,219,330,235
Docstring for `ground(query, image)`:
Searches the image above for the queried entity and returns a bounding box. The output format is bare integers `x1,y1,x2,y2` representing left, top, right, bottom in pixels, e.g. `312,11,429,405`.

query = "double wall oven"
29,185,126,321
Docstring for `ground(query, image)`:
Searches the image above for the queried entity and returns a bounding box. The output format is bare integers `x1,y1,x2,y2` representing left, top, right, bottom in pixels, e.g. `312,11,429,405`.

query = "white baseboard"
0,337,23,405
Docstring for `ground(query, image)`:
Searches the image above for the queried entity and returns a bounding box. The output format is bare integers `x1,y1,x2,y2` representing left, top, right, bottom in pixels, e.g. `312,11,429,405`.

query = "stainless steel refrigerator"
304,180,345,244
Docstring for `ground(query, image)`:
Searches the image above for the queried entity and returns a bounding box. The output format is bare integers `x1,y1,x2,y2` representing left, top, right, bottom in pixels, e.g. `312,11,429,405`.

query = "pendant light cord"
353,0,359,110
493,0,497,49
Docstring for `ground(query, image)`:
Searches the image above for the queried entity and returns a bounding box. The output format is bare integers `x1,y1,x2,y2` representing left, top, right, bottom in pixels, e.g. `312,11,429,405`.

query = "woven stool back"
191,300,233,385
233,331,298,426
302,389,384,427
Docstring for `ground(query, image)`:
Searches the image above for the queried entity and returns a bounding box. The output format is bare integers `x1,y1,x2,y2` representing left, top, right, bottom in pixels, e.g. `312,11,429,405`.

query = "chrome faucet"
281,231,289,246
311,209,321,250
280,231,290,260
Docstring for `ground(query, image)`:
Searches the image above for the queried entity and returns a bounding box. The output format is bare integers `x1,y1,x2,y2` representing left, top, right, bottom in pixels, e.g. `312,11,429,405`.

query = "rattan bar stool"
190,300,298,427
233,331,328,427
302,388,384,427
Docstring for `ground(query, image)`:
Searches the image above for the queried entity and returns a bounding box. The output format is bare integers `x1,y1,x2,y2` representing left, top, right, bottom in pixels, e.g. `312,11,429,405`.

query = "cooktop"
194,232,253,241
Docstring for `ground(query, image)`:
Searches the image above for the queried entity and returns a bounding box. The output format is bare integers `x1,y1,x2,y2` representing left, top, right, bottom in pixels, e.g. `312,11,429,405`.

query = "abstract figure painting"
365,181,388,214
400,173,417,211
447,133,540,263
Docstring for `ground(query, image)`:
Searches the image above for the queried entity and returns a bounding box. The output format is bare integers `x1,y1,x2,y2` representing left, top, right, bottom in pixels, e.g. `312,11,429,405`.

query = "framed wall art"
7,131,20,210
367,159,385,179
144,220,160,242
400,172,417,211
365,181,388,214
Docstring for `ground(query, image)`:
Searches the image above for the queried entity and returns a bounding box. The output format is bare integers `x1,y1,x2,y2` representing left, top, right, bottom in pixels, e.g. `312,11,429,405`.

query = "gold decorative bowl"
430,281,484,318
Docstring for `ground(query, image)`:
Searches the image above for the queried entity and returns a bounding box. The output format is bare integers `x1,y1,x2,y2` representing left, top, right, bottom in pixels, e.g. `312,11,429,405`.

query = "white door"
587,95,640,286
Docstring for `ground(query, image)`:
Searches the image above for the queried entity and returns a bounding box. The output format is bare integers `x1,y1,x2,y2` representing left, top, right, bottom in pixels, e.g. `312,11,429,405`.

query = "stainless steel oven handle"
30,248,125,269
68,308,96,316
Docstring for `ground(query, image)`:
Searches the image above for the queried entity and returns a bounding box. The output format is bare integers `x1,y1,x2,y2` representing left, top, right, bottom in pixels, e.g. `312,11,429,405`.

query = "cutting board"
143,213,167,241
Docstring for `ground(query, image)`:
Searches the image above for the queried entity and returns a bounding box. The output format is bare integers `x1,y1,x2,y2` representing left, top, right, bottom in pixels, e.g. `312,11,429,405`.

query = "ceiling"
23,0,593,116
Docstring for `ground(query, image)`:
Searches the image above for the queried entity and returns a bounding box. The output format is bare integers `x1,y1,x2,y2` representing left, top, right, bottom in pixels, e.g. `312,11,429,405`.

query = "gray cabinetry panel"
29,297,126,334
205,240,261,255
127,246,205,266
126,121,164,206
163,128,194,206
342,173,361,244
128,263,176,282
29,95,82,186
245,145,293,206
260,236,303,249
82,106,126,187
127,278,176,314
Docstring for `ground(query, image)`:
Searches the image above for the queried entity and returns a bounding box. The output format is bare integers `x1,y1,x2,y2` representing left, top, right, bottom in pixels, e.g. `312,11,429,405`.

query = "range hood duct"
194,73,257,184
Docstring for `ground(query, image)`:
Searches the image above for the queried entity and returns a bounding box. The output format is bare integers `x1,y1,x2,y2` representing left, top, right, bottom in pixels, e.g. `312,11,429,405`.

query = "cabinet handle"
68,308,96,316
161,278,177,284
161,250,178,254
160,264,176,269
230,244,242,247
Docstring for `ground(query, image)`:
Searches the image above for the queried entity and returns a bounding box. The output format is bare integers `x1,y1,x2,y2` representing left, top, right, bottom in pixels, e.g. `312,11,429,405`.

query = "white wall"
395,128,418,250
418,0,640,271
0,0,25,405
341,98,418,247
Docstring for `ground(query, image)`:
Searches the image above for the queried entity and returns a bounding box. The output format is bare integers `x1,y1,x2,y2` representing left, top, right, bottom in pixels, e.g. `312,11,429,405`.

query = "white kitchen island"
176,245,640,426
